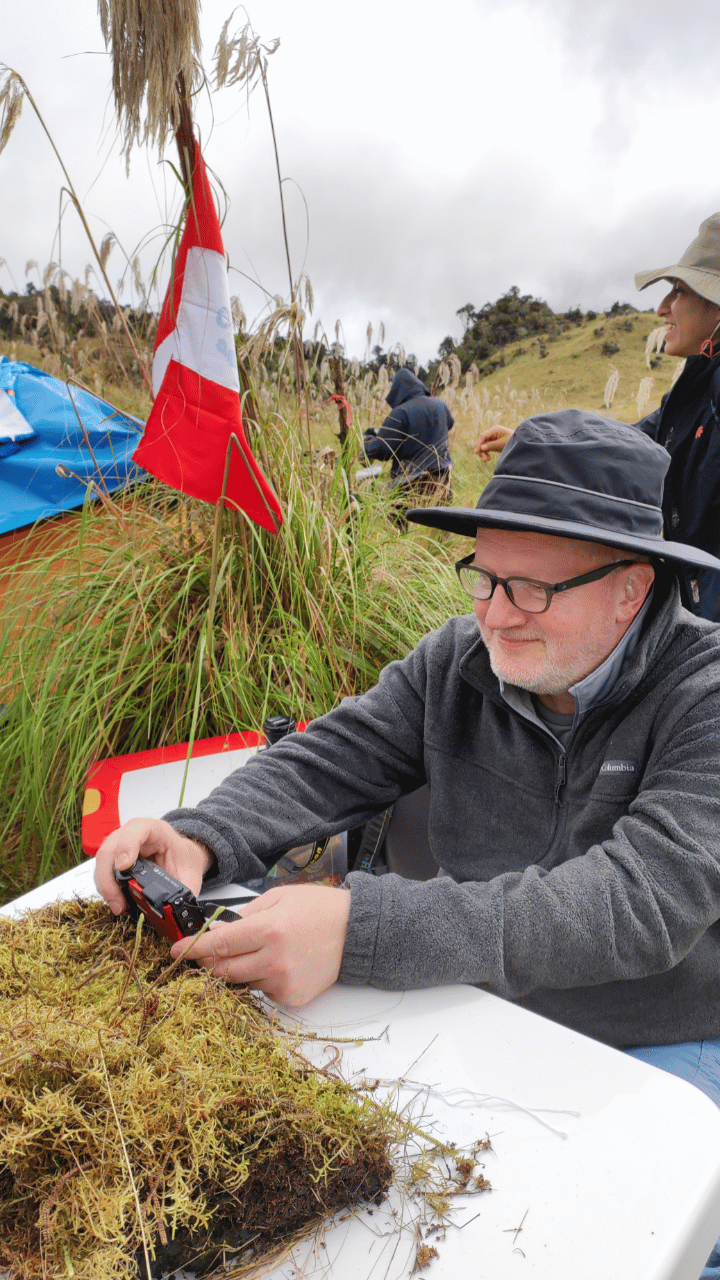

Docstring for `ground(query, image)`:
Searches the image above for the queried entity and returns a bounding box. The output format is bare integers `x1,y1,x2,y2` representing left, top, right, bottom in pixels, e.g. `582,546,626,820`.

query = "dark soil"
139,1144,393,1278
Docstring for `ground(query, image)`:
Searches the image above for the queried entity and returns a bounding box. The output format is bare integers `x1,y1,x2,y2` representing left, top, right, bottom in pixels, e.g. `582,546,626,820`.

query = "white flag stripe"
152,246,240,397
152,331,176,396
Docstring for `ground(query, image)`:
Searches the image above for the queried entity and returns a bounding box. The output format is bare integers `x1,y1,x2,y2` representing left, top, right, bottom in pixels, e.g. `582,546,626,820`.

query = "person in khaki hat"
635,213,720,316
474,215,720,620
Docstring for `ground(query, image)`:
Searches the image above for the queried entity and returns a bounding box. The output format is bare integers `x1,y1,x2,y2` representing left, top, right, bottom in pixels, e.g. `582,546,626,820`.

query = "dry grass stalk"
636,376,654,419
603,366,620,409
0,73,153,394
302,274,314,316
231,296,246,333
214,17,280,93
0,67,24,155
644,325,666,367
97,0,202,171
99,232,116,271
446,353,461,389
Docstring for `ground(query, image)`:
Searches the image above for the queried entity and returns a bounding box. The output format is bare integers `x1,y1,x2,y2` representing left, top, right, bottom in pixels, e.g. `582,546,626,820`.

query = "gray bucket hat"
406,409,720,574
635,214,720,305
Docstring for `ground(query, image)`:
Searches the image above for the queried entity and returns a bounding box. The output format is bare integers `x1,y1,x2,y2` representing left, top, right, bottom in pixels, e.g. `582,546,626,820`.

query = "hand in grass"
170,883,351,1007
94,818,215,914
474,424,514,461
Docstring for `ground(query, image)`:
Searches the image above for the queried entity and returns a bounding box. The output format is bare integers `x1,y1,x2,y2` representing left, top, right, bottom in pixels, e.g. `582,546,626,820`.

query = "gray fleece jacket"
165,574,720,1048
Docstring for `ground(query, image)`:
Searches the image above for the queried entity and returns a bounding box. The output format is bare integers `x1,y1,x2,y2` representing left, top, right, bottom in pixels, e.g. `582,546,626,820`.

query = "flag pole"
224,434,282,533
175,73,195,195
206,439,232,672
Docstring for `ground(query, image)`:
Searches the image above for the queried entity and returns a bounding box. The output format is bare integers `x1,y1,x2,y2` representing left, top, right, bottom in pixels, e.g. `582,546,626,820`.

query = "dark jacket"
166,575,720,1049
636,350,720,621
363,369,453,484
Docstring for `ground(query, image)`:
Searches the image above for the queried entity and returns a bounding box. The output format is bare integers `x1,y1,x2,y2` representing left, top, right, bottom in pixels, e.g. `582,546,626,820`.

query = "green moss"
0,900,399,1279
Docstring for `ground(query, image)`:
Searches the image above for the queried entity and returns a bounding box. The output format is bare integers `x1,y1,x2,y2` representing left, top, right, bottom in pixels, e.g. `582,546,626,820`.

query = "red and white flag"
133,139,282,532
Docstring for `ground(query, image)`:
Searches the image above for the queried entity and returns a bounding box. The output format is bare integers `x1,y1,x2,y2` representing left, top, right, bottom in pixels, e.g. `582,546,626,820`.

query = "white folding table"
4,860,720,1279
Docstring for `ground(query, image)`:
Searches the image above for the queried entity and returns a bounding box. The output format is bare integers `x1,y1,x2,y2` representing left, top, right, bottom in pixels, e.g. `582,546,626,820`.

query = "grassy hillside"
430,305,678,506
469,307,674,422
447,308,670,423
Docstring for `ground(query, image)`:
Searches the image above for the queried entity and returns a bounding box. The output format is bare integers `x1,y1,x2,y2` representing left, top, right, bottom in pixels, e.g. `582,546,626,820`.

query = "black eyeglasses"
455,553,636,614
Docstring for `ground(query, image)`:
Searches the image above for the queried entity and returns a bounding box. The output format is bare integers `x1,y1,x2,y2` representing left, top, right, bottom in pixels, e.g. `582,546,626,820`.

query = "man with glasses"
96,411,720,1090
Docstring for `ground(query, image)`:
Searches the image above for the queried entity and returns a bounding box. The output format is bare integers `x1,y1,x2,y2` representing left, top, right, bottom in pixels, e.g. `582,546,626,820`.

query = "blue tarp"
0,358,146,536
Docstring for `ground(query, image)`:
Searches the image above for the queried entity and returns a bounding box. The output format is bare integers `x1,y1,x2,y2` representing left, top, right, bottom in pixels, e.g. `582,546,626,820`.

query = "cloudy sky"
2,0,720,362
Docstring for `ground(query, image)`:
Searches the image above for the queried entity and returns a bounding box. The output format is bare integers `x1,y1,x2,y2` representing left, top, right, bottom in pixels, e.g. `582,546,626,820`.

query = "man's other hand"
474,424,514,461
170,883,351,1007
94,818,215,915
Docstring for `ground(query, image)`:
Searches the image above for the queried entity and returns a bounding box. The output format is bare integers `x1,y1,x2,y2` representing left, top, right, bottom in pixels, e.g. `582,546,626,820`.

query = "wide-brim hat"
635,214,720,305
406,409,720,575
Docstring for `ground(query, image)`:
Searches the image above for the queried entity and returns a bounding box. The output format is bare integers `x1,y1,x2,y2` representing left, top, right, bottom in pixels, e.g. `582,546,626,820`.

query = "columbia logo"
600,761,636,774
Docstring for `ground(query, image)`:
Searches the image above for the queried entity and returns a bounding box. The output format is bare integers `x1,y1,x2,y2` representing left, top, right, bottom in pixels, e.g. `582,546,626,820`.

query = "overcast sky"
3,0,720,362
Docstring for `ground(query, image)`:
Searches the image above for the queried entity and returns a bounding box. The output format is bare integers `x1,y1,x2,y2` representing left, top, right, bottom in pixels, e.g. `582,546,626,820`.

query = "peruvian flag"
133,139,282,532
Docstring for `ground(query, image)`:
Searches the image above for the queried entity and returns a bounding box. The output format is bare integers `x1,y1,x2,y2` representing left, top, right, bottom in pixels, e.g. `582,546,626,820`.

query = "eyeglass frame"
454,552,638,614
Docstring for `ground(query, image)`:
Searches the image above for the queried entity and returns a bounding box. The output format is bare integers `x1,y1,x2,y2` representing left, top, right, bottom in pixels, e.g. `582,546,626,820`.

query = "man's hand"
94,818,215,915
474,424,514,461
170,883,351,1007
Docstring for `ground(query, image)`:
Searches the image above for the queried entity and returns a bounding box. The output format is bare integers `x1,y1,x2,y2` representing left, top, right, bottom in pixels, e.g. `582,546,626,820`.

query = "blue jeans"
626,1039,720,1277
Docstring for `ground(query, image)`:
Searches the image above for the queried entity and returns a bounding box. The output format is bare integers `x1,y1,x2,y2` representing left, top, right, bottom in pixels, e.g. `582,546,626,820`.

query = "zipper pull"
554,754,567,805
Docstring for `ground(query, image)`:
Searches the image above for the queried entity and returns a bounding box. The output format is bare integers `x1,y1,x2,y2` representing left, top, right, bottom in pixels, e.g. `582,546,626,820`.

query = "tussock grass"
0,423,462,905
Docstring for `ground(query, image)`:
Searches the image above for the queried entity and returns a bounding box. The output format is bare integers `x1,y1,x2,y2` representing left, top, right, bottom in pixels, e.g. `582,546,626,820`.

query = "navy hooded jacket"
636,349,720,622
363,369,453,484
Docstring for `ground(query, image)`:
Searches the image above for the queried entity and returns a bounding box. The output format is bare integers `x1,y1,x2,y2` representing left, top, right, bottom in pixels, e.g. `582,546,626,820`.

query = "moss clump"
0,899,395,1279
